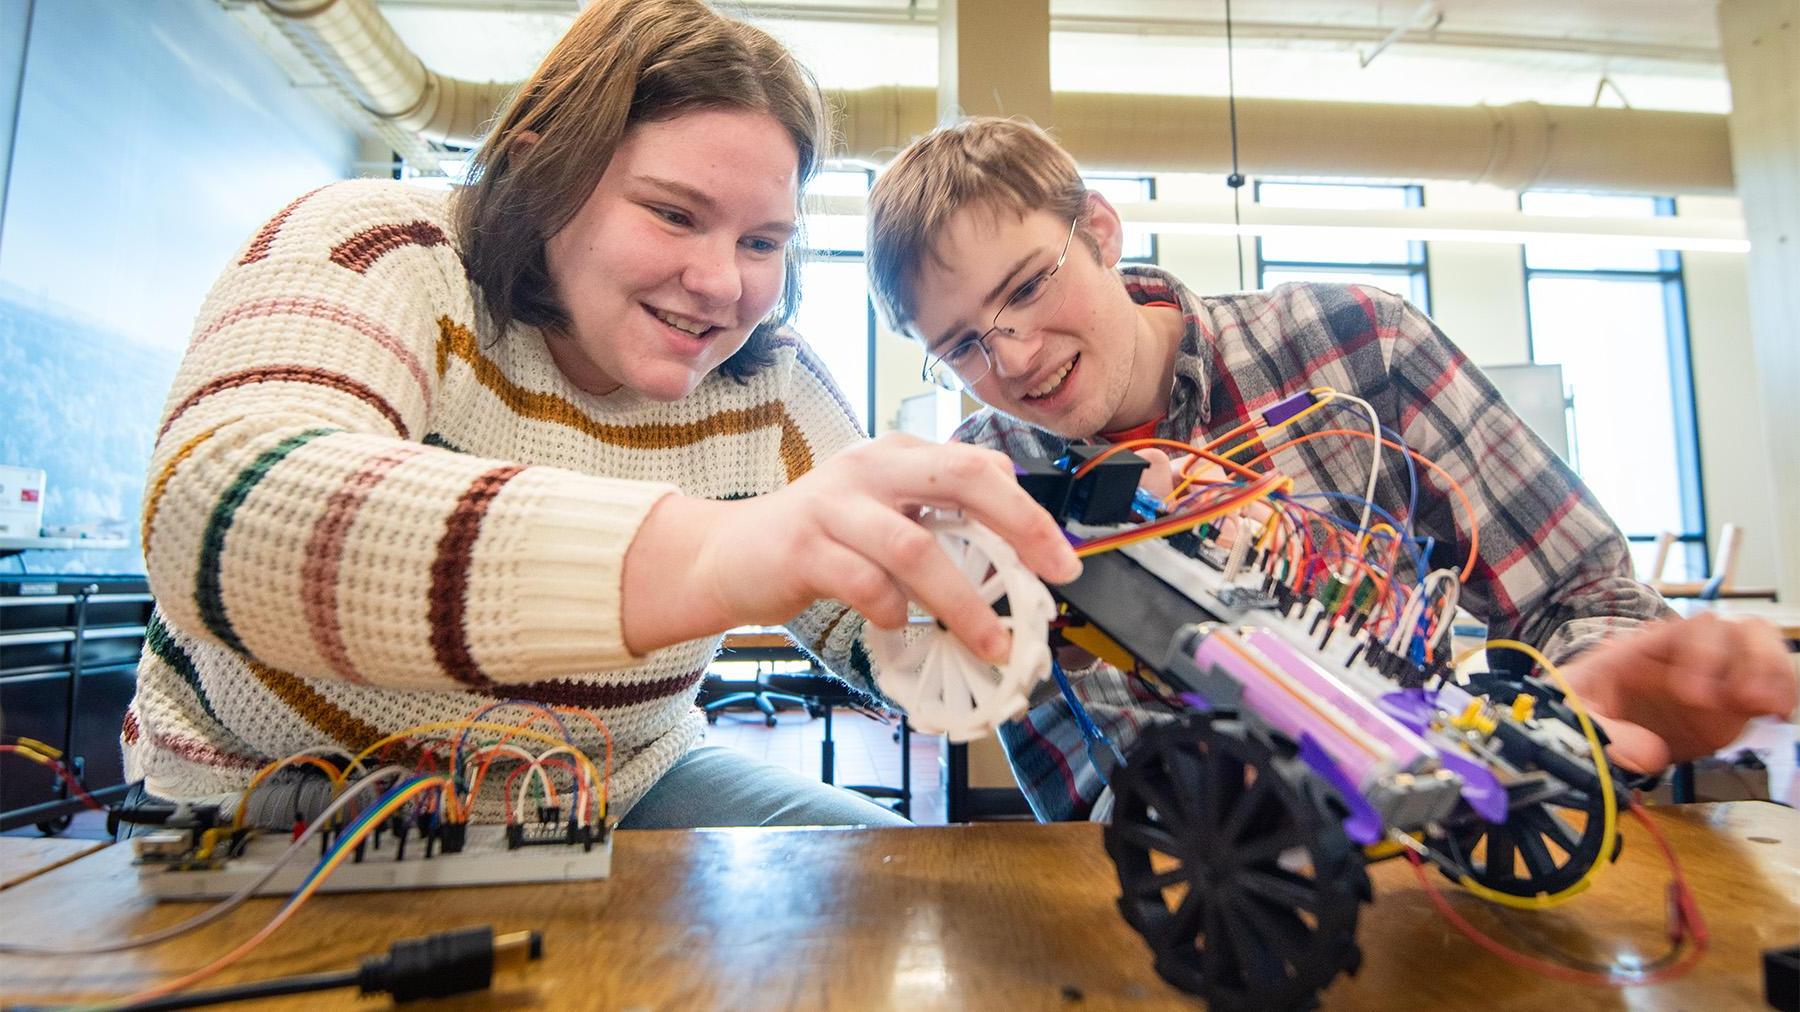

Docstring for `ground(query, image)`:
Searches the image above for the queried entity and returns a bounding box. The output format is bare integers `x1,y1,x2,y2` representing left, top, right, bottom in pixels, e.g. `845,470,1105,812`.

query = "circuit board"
137,824,612,900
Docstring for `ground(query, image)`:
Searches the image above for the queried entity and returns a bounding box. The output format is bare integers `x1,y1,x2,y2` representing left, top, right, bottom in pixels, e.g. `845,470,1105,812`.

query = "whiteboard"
1482,362,1571,463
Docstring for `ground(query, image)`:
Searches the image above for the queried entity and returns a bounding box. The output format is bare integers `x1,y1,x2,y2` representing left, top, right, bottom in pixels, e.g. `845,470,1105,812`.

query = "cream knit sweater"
127,179,870,815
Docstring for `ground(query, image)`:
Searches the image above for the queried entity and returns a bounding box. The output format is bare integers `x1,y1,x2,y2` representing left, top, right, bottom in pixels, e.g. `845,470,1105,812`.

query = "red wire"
1405,798,1707,986
0,744,104,811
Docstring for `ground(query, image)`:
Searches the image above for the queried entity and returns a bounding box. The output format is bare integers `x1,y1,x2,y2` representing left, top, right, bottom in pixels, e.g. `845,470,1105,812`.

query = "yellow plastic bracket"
1451,700,1497,736
1510,694,1536,722
1060,623,1137,674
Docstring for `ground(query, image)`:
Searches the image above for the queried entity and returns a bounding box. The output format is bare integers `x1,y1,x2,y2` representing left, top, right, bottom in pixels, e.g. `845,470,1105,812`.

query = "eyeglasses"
920,216,1079,391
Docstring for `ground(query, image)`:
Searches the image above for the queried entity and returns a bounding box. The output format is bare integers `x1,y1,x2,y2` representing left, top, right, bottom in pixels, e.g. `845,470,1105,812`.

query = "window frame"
1518,193,1709,576
1082,174,1158,265
801,166,878,435
1252,180,1432,313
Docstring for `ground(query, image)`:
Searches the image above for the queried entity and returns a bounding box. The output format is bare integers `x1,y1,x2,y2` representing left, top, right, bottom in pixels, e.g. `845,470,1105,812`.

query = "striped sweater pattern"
128,179,869,814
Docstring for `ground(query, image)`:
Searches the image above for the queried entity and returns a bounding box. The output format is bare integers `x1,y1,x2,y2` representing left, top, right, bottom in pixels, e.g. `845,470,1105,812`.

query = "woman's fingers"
806,538,911,631
850,439,1080,584
821,498,1013,663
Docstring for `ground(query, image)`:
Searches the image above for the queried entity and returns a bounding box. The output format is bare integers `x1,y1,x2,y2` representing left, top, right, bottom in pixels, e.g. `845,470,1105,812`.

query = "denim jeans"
617,745,911,829
119,744,911,835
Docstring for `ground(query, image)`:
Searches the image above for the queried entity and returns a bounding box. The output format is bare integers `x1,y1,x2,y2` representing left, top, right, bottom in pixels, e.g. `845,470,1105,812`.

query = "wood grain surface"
0,835,110,891
1,803,1794,1009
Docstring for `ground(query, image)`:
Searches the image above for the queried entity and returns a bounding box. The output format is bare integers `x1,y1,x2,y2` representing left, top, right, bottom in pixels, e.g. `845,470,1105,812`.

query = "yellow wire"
1359,521,1399,557
340,719,604,823
1447,638,1618,909
1214,387,1340,463
1166,387,1338,503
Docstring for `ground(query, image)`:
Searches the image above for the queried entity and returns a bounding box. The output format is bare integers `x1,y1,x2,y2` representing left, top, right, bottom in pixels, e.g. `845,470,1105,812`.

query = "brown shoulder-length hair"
453,0,827,382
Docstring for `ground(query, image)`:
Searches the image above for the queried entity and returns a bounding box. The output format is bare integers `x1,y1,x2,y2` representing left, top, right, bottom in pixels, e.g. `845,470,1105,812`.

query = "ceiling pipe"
832,86,1734,194
260,0,514,147
258,0,1734,194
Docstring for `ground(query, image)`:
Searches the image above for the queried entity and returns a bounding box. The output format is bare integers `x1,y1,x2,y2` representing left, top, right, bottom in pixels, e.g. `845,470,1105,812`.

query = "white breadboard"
138,825,612,900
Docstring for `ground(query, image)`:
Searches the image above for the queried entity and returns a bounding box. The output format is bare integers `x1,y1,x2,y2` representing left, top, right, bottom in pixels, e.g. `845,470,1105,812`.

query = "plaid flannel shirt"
954,266,1671,822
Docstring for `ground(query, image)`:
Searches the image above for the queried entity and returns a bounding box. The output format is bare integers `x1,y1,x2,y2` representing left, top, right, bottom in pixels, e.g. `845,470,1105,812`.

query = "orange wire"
1075,474,1287,556
1238,428,1479,581
233,755,345,828
1199,416,1261,453
1073,437,1265,484
552,706,614,812
456,709,613,818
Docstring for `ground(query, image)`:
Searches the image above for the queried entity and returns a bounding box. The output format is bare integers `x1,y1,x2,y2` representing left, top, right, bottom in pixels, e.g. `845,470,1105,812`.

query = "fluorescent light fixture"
802,195,1750,254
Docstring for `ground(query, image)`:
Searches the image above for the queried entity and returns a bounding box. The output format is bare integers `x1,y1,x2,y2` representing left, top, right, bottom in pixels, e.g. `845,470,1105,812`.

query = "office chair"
700,669,814,728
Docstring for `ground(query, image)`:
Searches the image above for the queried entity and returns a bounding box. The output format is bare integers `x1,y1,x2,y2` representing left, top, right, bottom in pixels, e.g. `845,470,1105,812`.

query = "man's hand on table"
1560,612,1798,773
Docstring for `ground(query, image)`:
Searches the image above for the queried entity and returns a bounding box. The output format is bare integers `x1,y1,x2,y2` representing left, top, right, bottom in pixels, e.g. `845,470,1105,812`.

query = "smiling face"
908,198,1165,438
542,107,800,399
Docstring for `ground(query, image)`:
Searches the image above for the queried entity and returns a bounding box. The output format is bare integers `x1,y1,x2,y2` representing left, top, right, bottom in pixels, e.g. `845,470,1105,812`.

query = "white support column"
937,0,1051,125
1717,0,1800,600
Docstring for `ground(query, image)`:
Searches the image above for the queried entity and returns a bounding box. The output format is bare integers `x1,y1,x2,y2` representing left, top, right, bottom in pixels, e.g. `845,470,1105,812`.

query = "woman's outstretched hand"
623,433,1082,660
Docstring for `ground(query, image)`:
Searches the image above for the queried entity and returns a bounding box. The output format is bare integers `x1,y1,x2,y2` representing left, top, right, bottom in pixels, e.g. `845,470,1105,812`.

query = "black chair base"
703,689,814,727
764,672,912,820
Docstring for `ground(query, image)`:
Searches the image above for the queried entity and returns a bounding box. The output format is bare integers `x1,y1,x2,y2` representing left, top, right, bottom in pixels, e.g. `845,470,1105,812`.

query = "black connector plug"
107,925,543,1011
359,926,543,1003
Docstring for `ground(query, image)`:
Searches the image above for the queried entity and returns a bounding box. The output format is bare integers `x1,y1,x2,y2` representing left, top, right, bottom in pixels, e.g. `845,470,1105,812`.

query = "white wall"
1417,183,1531,365
1678,195,1781,590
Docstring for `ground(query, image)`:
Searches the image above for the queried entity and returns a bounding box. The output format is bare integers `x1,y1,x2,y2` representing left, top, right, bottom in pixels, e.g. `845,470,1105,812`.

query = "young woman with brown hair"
127,0,1078,830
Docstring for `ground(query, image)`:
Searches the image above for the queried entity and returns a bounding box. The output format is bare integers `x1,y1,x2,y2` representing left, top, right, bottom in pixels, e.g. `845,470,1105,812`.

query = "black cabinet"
1,576,151,833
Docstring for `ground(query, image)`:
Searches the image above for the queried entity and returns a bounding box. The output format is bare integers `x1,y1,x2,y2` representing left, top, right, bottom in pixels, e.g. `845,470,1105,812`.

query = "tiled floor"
701,701,947,825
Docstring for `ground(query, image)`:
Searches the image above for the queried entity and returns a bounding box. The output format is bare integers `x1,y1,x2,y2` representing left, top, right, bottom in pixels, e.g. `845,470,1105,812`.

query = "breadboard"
138,825,611,900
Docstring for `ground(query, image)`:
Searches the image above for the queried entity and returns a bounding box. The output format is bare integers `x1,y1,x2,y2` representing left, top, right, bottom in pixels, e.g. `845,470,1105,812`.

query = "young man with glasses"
866,117,1795,823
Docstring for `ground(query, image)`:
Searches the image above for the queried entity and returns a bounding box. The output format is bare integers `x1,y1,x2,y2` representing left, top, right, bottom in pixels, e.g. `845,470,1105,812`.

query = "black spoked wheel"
1104,716,1367,1011
1437,783,1620,898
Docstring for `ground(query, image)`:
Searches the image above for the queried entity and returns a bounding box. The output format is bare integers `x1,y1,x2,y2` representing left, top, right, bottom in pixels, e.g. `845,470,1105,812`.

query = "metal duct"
259,1,1734,193
833,87,1735,194
261,0,513,147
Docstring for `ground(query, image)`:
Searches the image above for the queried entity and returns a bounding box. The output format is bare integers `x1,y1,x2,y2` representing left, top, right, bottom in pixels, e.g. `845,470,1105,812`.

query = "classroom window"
1520,191,1706,580
795,167,876,433
1082,174,1157,263
1255,181,1430,311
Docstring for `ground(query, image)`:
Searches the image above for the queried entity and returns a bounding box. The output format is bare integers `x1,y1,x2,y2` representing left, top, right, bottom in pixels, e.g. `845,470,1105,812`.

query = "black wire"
1224,0,1247,290
114,970,360,1011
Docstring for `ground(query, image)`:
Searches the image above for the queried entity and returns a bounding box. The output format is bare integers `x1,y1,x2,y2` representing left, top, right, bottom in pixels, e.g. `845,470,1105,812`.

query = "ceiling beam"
371,1,1720,65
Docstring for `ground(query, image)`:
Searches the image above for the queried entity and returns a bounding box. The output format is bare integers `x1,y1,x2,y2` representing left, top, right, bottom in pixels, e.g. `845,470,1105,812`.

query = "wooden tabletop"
1669,598,1800,642
3,803,1795,1009
0,835,110,891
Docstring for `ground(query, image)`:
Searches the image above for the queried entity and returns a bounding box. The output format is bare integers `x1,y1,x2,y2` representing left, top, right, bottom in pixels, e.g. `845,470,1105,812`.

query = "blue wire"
1280,491,1428,584
303,775,443,890
1379,423,1420,536
1050,659,1127,784
449,700,576,789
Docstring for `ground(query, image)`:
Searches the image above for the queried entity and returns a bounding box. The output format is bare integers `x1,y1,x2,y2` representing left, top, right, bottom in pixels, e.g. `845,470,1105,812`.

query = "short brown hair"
453,0,827,382
867,117,1088,336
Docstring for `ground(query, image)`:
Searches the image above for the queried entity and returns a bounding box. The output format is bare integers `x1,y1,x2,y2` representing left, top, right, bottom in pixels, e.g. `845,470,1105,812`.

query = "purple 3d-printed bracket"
1297,734,1384,844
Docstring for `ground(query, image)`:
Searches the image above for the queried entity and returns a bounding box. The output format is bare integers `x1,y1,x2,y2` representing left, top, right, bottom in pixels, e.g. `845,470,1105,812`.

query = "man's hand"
623,433,1082,662
1134,448,1267,549
1559,613,1797,773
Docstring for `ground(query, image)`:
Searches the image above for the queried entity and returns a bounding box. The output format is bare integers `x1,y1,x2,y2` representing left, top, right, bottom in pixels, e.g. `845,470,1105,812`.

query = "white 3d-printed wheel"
867,513,1054,742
